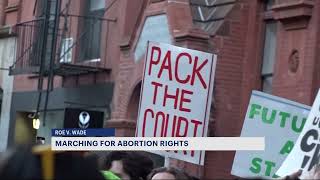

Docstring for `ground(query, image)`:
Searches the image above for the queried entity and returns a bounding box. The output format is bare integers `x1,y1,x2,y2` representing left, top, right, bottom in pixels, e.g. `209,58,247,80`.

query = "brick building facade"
0,0,318,179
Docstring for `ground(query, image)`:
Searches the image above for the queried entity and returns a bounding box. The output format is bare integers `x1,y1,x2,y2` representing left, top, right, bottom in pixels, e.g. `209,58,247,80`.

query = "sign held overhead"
277,90,320,177
231,91,310,178
136,41,217,165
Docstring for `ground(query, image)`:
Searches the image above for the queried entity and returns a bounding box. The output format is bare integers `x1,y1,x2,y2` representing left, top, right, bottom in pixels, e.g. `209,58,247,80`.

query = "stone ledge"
174,28,210,43
273,0,313,11
272,0,314,30
0,26,15,38
263,11,274,20
150,0,165,3
119,37,131,52
4,4,19,13
105,119,136,129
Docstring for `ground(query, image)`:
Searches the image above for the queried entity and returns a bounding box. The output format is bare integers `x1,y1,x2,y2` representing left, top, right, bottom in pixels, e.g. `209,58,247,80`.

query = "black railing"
56,13,108,62
10,19,45,74
10,13,114,76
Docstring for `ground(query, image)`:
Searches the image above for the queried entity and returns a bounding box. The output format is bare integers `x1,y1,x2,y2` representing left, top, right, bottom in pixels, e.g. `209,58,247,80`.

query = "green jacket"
101,171,121,180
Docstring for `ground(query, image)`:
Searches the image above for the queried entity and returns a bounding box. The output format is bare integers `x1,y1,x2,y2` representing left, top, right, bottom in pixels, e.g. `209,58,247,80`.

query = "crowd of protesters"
0,144,319,179
0,145,194,180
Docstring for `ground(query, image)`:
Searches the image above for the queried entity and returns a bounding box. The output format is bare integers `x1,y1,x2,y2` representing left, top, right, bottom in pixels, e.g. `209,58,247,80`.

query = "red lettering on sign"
163,85,179,109
169,150,194,157
148,46,209,90
175,52,192,84
191,57,208,89
176,116,188,137
190,119,202,137
191,151,194,157
158,50,173,81
151,81,163,105
163,113,169,137
142,109,154,137
179,89,193,112
171,115,177,137
144,110,204,139
148,46,161,75
144,110,202,158
154,111,166,137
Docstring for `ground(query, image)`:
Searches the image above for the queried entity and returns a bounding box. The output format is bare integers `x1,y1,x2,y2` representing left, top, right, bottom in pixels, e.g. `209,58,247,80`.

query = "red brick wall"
4,0,21,25
272,0,319,106
203,1,264,178
202,0,320,178
312,0,320,100
110,0,162,123
0,0,8,26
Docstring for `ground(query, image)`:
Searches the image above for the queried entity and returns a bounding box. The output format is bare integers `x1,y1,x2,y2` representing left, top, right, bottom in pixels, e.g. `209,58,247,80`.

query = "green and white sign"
231,90,310,178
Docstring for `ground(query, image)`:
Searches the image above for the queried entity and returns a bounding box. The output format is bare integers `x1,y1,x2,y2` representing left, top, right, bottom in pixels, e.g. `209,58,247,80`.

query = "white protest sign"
277,90,320,177
231,91,310,178
135,41,217,165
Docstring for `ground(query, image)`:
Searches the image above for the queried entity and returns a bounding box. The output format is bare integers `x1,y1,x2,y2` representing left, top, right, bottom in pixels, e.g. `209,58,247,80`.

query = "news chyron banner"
277,90,320,178
231,91,310,178
135,41,217,165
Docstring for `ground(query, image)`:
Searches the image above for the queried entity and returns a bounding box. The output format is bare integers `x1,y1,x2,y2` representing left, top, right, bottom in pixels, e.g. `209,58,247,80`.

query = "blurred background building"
0,0,318,179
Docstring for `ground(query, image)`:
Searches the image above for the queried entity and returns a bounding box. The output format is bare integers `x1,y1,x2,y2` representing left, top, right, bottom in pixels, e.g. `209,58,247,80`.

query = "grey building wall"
37,110,64,144
0,37,15,151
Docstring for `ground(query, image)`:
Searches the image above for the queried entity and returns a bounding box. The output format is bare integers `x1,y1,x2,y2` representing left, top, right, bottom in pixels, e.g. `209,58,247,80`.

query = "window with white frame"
134,15,171,62
60,38,73,63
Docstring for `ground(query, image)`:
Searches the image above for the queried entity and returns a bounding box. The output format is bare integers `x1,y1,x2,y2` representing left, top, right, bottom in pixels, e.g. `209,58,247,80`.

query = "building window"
261,20,277,94
265,0,275,11
60,38,73,63
79,0,105,61
32,0,58,66
134,15,171,62
49,0,57,20
261,0,277,94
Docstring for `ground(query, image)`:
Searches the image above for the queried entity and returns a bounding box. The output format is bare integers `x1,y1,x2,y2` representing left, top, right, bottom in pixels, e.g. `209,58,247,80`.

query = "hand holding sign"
300,164,320,179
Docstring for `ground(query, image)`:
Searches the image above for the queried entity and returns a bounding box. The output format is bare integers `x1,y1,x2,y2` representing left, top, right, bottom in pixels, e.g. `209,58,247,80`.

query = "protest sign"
135,41,217,165
231,91,310,178
277,90,320,177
